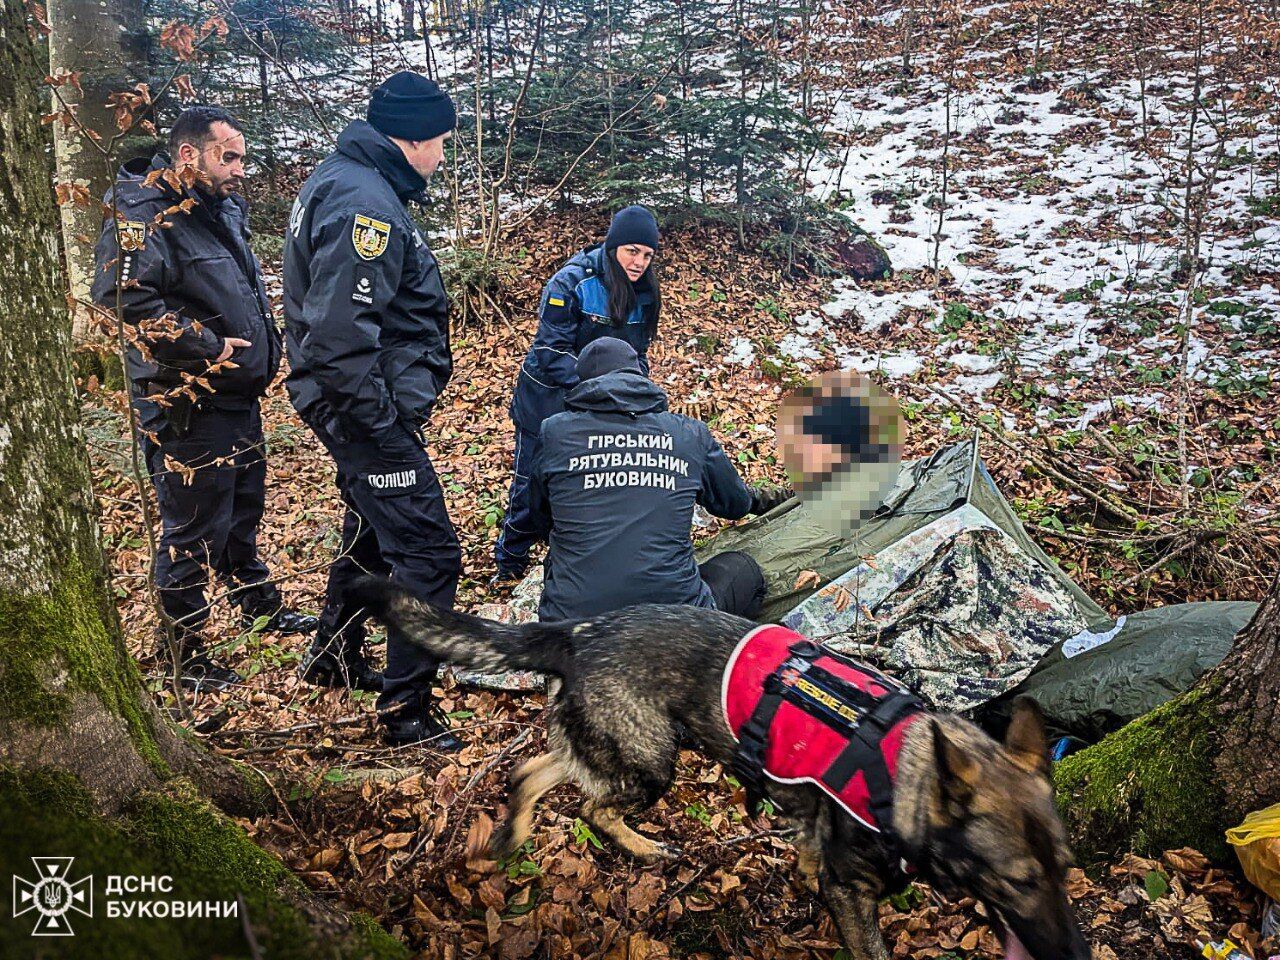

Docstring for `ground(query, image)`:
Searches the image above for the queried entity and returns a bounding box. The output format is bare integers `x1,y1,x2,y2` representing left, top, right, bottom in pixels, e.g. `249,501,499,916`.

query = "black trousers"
699,550,767,620
141,402,279,654
311,419,461,713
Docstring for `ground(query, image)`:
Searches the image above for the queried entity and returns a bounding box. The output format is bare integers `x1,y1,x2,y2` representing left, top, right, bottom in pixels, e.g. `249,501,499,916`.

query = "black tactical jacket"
91,153,280,410
281,120,452,441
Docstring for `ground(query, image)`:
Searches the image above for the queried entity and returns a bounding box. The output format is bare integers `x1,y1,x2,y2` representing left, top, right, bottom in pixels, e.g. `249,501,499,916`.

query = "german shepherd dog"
360,582,1090,960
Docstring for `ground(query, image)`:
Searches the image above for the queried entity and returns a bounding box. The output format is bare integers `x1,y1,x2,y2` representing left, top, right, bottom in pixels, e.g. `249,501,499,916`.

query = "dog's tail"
351,576,573,677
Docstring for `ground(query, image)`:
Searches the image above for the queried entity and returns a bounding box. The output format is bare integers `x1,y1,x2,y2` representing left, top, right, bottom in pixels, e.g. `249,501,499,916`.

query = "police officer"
282,72,462,749
494,206,663,583
92,106,318,691
526,337,789,621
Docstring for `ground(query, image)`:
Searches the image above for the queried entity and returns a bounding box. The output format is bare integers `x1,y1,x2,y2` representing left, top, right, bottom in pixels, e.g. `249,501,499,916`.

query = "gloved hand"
749,484,793,516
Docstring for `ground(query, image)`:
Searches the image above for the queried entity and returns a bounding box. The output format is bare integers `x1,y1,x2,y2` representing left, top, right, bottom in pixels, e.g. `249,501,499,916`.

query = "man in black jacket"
527,338,785,622
91,106,317,692
282,72,462,749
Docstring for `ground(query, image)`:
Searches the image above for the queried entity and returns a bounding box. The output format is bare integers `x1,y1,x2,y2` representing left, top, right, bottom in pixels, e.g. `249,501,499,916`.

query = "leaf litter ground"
79,1,1280,955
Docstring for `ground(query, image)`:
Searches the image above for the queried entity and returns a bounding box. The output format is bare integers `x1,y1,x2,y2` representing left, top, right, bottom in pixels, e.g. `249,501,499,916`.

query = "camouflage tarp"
701,433,1255,723
450,566,546,693
702,435,1114,712
781,504,1094,712
699,437,1111,629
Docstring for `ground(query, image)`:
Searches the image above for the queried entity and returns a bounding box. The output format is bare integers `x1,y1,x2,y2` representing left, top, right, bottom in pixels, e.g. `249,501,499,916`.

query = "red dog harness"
722,625,925,844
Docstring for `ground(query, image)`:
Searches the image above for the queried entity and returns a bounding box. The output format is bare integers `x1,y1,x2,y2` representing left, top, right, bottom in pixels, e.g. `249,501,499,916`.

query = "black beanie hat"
577,337,642,382
367,71,457,142
604,205,660,252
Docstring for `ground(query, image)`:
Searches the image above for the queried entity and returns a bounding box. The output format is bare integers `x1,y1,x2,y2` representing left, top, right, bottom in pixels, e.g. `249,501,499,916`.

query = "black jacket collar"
335,119,427,202
116,152,247,224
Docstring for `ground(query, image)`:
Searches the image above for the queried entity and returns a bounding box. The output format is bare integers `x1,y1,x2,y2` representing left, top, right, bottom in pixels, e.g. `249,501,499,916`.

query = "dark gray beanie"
577,337,642,381
367,71,457,141
604,205,660,251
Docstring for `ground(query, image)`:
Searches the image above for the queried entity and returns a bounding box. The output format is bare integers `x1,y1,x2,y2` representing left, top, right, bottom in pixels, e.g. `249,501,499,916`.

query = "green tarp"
979,601,1257,740
700,434,1254,732
700,437,1109,628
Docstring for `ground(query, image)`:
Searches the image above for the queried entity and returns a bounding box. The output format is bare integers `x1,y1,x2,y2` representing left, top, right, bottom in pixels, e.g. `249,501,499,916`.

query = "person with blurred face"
495,205,664,584
90,106,316,693
282,71,464,751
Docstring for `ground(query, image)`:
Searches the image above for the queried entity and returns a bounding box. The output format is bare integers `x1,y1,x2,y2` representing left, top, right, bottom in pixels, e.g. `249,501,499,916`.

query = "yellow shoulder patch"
352,214,391,260
119,221,147,252
548,296,566,307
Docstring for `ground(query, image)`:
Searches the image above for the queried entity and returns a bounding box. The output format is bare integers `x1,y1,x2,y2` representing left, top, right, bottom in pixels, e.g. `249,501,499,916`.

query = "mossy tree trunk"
1056,572,1280,863
0,3,403,955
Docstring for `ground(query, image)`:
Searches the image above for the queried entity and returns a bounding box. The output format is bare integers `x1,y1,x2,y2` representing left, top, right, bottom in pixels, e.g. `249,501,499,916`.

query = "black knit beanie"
367,71,457,141
577,337,642,381
604,205,660,251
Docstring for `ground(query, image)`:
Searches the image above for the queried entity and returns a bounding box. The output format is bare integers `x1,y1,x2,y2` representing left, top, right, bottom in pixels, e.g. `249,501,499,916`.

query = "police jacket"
527,370,754,621
282,120,451,440
511,246,655,432
90,153,280,410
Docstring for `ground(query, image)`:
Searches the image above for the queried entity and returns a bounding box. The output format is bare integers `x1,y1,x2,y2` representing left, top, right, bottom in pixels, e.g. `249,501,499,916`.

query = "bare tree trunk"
47,0,148,340
421,0,438,78
257,29,270,108
0,2,404,952
901,2,918,77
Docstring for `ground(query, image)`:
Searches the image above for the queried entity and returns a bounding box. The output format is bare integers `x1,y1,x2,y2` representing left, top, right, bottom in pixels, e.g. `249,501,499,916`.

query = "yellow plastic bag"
1227,802,1280,902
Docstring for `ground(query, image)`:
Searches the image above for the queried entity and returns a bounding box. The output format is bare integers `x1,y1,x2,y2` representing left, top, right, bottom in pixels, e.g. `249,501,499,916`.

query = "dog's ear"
932,720,981,806
1005,697,1051,778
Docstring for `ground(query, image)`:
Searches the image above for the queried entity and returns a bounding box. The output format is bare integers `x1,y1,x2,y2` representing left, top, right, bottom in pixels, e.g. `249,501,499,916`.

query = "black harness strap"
730,671,785,813
730,636,925,867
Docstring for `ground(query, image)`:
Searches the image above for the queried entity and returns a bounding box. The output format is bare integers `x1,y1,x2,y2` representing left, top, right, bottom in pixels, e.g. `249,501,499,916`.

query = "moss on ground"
0,566,165,773
1054,684,1231,864
0,766,407,960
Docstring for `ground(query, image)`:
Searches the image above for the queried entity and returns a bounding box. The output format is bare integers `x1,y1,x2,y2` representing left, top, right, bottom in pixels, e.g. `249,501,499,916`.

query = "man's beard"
195,160,242,197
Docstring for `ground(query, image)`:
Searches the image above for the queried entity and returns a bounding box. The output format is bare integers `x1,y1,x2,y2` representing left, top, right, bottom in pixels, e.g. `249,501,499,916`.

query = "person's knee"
701,550,766,619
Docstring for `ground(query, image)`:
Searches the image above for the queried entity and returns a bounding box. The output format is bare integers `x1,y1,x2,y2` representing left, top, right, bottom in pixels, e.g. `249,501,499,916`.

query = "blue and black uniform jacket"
510,245,655,431
281,120,451,444
91,153,281,417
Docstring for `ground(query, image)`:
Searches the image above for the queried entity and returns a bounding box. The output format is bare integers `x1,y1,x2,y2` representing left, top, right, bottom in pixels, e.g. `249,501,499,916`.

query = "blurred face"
177,121,247,198
397,130,452,180
614,244,655,282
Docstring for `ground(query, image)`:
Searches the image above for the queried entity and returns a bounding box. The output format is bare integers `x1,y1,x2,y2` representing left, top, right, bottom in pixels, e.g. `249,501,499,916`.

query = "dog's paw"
793,870,820,896
635,841,680,865
484,824,518,862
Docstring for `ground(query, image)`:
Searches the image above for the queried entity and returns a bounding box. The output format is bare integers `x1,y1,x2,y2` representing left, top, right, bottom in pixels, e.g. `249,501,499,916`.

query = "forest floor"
79,1,1280,957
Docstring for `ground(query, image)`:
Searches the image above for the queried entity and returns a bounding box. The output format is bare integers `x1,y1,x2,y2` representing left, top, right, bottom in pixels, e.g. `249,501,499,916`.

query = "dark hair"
168,106,243,156
603,248,662,341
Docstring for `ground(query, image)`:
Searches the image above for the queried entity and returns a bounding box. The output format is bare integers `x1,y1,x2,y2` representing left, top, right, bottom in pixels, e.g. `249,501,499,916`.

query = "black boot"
155,628,241,693
299,634,384,692
241,600,320,635
380,701,463,751
161,651,242,693
178,653,242,692
489,567,525,589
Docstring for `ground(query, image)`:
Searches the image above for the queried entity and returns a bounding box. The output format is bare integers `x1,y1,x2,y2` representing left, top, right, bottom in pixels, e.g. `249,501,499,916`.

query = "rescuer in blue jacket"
494,206,663,582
